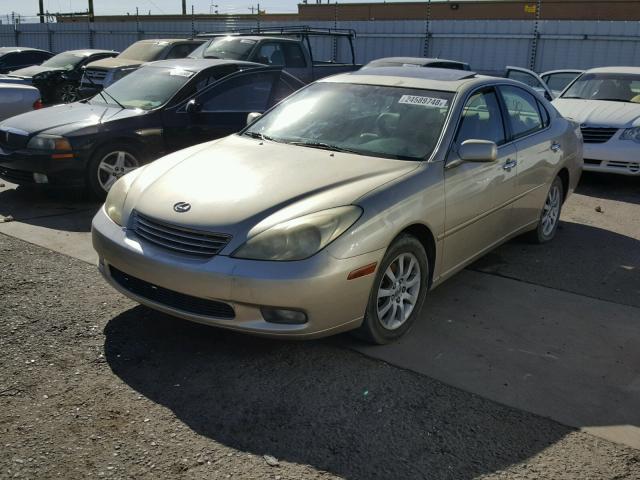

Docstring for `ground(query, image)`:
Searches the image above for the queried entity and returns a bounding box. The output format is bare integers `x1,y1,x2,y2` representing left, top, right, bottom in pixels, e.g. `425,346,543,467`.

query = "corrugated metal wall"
2,19,640,73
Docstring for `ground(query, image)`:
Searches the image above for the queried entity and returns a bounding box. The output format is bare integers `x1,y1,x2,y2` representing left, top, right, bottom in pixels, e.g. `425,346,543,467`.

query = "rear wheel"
86,145,141,200
354,234,429,344
526,175,564,244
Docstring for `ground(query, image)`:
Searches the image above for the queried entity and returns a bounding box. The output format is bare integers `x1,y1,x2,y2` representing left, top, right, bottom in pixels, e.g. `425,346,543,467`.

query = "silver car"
0,84,41,121
92,67,582,344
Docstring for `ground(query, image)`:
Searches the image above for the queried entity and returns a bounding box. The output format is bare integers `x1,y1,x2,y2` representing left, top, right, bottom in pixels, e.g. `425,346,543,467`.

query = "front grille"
132,211,231,257
608,161,640,173
0,166,34,184
109,266,235,319
0,130,29,150
580,127,618,144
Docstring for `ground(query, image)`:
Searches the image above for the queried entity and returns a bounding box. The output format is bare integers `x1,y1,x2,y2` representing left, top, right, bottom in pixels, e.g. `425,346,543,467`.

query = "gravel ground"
1,233,640,480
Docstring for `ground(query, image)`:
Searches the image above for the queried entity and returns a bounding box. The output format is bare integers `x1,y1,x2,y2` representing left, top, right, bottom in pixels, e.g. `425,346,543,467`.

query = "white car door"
505,66,555,100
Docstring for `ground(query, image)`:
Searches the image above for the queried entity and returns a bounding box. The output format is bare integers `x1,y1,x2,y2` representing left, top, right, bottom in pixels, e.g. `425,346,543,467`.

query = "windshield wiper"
82,69,126,109
244,131,280,142
561,96,584,99
288,141,363,154
595,98,630,103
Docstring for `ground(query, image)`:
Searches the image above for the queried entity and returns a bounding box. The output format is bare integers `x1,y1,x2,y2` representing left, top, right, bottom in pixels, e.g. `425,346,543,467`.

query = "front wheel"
86,145,141,200
526,175,564,244
354,234,429,344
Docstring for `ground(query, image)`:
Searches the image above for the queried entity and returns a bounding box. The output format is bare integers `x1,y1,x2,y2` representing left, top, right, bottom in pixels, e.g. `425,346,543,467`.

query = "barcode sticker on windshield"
399,95,448,108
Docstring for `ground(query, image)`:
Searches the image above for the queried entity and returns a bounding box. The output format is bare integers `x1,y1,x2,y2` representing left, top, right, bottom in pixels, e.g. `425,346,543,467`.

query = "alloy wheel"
59,84,79,103
97,150,139,193
541,183,561,237
376,252,421,330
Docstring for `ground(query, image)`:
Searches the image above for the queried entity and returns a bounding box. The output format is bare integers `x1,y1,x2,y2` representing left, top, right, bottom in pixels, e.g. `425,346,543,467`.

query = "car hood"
124,135,419,239
553,98,640,128
0,102,146,136
6,65,58,78
86,57,144,70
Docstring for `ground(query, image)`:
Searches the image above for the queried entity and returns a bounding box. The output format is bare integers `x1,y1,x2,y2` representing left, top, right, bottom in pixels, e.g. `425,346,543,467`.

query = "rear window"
118,41,169,62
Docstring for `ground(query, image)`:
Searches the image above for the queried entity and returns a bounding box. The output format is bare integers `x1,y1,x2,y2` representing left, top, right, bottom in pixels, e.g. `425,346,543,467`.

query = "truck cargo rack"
196,25,357,64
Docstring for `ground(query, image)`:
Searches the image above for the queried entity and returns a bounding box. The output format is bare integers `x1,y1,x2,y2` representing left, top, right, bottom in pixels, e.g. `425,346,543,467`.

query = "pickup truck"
189,26,362,84
80,38,204,96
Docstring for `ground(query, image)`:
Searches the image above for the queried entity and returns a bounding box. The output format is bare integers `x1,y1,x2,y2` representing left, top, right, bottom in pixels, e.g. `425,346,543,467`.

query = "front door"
442,88,518,277
163,68,285,152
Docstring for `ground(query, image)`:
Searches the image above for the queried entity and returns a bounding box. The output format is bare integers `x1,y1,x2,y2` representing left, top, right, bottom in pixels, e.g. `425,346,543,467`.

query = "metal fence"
1,19,640,73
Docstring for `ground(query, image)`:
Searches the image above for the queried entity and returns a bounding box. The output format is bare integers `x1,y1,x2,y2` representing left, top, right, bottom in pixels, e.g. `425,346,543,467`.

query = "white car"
0,84,42,121
553,67,640,176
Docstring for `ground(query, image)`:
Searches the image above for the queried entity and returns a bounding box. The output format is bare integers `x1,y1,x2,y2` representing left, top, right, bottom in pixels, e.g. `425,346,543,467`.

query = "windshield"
201,37,256,60
118,41,168,61
245,82,454,161
562,72,640,103
41,53,84,70
88,66,193,110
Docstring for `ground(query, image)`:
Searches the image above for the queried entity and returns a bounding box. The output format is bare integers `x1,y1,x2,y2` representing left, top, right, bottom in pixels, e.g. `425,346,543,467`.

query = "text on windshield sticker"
399,95,448,108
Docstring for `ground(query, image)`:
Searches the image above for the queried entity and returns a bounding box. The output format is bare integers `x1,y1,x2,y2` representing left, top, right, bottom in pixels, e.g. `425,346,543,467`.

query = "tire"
526,175,564,244
354,234,430,345
55,82,80,103
86,144,141,200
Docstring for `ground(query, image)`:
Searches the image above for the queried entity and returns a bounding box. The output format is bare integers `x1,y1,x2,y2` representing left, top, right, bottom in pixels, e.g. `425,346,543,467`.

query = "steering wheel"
376,113,397,137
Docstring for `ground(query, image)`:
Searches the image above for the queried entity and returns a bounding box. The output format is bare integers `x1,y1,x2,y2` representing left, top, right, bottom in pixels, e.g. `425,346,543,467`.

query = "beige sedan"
92,67,583,344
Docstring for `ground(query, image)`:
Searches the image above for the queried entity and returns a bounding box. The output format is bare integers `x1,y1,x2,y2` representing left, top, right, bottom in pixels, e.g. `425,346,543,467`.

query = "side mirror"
459,139,498,162
185,99,201,114
246,112,262,126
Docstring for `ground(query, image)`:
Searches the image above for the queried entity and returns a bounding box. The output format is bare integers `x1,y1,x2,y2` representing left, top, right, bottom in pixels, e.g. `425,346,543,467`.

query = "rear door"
497,84,559,229
252,41,311,83
505,66,554,100
442,87,518,276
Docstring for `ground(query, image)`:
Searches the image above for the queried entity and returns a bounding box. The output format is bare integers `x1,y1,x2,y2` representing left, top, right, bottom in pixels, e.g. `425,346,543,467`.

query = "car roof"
143,58,264,72
365,57,468,67
59,49,117,56
133,38,203,45
584,66,640,75
323,66,479,91
0,46,51,54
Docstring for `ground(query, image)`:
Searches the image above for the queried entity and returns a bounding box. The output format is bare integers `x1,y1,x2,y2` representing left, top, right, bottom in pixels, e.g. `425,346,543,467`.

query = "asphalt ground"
2,233,640,479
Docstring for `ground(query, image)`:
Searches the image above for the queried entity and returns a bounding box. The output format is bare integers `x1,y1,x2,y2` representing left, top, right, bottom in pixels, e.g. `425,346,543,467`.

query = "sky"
3,0,425,19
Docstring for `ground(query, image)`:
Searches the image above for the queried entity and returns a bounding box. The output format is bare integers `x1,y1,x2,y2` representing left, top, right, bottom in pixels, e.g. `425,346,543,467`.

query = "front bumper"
92,207,384,339
583,141,640,176
0,147,87,187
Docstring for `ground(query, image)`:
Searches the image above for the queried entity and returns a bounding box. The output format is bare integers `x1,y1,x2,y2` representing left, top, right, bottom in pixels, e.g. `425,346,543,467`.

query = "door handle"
550,142,561,152
503,159,517,171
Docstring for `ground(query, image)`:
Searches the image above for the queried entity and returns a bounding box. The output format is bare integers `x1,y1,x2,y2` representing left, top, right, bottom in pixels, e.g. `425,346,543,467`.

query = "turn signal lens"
347,262,377,280
32,99,43,110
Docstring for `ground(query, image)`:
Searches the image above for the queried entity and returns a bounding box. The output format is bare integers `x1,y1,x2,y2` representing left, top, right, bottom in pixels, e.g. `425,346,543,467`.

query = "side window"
194,65,239,92
282,43,306,68
455,89,506,146
20,52,46,65
165,44,196,59
3,53,19,68
255,43,284,66
268,75,302,107
500,85,544,139
200,72,276,112
537,100,550,128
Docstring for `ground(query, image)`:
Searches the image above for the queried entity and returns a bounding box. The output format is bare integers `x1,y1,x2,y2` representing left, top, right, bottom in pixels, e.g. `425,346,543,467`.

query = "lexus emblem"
173,202,191,213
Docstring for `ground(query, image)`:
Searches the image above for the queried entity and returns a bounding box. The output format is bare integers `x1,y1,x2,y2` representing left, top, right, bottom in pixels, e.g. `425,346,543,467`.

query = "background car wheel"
55,82,80,103
354,234,429,345
526,175,564,244
86,145,141,200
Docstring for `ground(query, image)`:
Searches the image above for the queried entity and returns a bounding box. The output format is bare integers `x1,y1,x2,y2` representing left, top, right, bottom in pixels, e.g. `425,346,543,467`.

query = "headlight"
620,127,640,143
233,206,362,261
27,134,72,151
104,168,144,226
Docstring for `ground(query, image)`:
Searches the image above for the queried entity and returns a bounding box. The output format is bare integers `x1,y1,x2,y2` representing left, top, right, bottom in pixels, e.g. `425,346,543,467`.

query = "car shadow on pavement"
0,184,99,233
471,220,640,308
576,172,640,205
104,307,574,480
